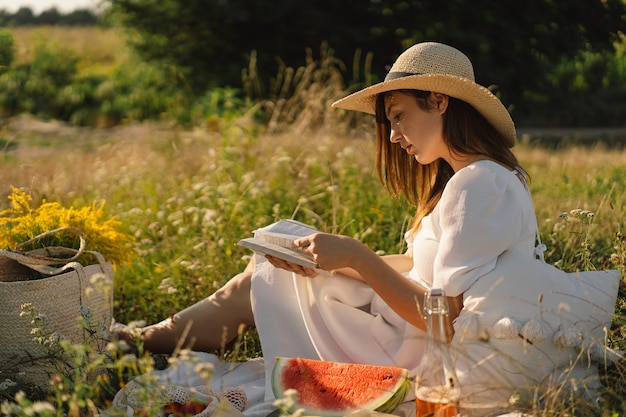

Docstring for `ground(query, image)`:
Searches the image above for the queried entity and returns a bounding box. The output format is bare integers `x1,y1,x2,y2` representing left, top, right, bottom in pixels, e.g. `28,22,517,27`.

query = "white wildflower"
31,401,55,413
194,362,214,381
158,277,178,294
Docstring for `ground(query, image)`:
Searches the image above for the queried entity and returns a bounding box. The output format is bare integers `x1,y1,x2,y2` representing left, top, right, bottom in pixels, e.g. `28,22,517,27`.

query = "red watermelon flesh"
272,357,411,416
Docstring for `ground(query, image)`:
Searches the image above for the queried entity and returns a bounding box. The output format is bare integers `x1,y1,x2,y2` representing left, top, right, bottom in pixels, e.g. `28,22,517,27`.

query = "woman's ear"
432,92,449,114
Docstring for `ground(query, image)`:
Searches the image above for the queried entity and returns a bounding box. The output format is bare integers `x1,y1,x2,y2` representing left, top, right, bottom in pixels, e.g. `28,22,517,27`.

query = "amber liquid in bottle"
415,386,459,417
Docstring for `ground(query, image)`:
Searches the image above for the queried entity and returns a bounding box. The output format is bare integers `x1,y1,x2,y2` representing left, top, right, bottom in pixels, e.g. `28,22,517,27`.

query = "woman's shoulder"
447,160,522,193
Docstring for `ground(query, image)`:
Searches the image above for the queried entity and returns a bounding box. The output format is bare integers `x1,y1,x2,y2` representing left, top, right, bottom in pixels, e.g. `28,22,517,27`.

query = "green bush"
56,75,105,126
95,58,189,125
29,41,78,85
187,87,250,129
0,29,14,70
22,41,78,119
0,69,27,116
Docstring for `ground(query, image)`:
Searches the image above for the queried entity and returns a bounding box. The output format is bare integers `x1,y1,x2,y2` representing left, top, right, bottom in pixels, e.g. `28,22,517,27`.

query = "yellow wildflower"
0,186,135,267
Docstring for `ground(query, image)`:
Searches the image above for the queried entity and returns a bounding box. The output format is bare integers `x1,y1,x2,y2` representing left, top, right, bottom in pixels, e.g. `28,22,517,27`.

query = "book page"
237,219,319,268
258,219,318,237
255,231,300,249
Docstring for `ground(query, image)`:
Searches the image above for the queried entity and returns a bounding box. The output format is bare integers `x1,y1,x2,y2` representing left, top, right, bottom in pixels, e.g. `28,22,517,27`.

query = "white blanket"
104,351,421,417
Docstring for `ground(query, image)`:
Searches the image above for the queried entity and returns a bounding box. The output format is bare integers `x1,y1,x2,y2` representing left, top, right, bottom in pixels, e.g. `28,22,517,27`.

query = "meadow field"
1,26,626,416
2,111,626,406
3,113,625,321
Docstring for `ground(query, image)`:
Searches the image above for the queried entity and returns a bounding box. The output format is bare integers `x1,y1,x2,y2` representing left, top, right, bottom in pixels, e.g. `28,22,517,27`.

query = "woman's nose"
389,128,402,143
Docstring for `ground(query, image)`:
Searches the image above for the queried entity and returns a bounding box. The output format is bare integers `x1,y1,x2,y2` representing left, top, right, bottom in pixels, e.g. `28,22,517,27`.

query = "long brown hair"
375,90,526,234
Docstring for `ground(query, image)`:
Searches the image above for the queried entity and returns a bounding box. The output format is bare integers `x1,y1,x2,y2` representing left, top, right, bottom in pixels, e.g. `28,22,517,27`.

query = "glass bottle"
415,288,460,417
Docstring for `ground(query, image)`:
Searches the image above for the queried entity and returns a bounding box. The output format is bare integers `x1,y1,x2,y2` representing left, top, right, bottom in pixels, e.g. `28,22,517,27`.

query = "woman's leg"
116,261,255,354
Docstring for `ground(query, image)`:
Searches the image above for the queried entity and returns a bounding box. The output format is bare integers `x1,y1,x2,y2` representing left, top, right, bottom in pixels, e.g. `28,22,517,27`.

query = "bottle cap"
429,287,444,297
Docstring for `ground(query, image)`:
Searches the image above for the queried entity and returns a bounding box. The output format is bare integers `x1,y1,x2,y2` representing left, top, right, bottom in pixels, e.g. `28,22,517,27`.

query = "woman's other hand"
264,255,319,277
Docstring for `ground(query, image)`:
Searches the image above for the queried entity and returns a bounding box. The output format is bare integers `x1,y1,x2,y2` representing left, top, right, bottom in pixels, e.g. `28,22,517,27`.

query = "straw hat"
332,42,516,147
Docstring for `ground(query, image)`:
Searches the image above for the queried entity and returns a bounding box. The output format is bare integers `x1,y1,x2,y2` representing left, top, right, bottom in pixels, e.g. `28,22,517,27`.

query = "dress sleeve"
432,164,524,296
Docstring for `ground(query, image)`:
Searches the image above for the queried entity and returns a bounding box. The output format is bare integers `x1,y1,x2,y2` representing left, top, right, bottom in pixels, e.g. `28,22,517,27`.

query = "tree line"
102,0,626,127
2,0,626,129
0,6,99,26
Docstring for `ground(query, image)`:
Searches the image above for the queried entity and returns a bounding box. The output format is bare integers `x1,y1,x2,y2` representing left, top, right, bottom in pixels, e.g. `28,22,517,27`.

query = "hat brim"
332,74,516,147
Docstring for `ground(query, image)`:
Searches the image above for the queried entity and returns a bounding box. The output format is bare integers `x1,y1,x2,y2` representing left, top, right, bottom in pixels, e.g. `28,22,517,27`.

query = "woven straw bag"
0,227,113,388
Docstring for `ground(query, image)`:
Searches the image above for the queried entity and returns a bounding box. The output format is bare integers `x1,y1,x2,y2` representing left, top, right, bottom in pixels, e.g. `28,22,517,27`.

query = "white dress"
410,159,538,295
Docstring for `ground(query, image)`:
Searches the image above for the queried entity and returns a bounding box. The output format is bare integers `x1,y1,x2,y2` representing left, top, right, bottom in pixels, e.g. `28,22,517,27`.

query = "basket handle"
11,226,87,265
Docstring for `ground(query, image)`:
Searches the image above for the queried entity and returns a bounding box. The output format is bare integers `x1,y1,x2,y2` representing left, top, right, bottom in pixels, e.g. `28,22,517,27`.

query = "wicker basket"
0,228,113,388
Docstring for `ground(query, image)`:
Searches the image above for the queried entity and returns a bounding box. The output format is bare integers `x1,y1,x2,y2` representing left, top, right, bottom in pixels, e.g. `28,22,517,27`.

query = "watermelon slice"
271,357,411,416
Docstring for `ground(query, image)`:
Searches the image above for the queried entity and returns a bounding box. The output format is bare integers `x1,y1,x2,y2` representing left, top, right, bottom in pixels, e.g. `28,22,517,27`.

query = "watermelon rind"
271,357,411,417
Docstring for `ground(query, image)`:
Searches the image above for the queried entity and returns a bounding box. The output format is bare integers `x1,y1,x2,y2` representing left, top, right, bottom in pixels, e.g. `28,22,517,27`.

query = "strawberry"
162,401,207,417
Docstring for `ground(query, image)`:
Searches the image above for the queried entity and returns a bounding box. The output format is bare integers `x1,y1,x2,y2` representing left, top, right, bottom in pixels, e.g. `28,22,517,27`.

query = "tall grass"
0,31,624,416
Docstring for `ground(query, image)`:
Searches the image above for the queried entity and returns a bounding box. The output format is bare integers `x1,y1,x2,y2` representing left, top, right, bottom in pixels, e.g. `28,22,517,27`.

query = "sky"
0,0,100,14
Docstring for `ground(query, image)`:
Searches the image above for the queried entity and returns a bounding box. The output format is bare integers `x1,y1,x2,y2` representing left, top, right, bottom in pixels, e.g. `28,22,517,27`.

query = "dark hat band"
384,71,421,81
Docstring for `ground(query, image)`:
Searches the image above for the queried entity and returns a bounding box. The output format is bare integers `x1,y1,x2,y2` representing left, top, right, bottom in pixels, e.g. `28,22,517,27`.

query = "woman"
113,42,566,416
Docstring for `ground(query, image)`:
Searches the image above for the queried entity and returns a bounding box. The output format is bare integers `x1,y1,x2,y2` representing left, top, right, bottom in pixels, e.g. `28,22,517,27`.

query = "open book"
237,219,319,268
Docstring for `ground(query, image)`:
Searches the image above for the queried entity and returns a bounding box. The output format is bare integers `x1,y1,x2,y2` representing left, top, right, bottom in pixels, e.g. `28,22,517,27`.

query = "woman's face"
384,91,448,166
